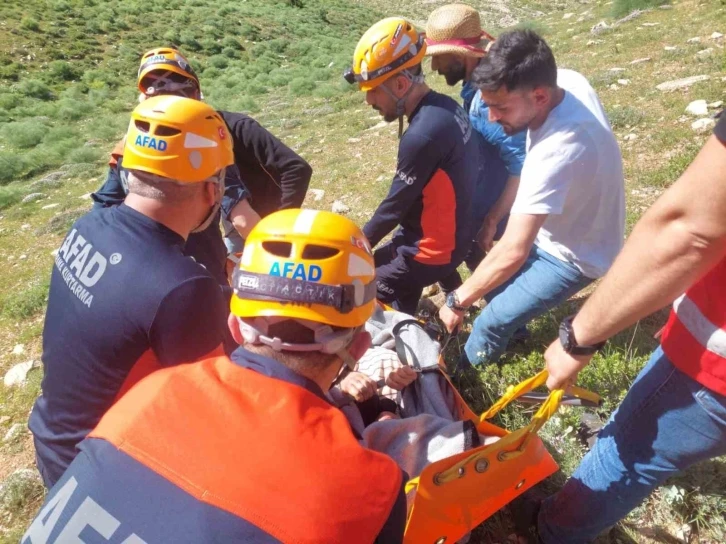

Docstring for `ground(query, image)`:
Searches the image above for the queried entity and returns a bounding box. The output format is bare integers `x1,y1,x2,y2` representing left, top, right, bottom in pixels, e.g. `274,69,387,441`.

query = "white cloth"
511,69,625,279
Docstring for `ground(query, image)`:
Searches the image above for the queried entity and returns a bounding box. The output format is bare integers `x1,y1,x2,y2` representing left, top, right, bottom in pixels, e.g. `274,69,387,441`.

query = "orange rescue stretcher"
403,365,601,543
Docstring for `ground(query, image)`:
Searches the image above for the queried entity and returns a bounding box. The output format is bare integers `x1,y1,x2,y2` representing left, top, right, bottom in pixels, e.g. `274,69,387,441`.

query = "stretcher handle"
517,387,603,408
478,370,550,423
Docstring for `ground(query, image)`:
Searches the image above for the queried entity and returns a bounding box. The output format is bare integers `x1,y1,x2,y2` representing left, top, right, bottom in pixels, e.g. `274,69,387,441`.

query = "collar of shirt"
115,203,186,246
229,346,331,403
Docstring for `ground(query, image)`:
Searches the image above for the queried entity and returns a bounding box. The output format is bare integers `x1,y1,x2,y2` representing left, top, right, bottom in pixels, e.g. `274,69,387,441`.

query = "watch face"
559,322,572,352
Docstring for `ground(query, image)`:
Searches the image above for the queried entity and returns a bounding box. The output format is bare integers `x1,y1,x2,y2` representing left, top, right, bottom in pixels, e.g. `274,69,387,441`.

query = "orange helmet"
137,47,200,97
344,17,427,92
231,209,377,353
123,95,233,183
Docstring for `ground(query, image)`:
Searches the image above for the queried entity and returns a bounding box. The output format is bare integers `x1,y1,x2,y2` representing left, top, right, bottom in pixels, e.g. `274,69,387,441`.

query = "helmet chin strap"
191,171,225,234
379,69,425,138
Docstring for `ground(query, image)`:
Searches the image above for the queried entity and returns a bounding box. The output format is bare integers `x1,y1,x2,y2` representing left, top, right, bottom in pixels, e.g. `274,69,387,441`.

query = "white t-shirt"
511,69,625,279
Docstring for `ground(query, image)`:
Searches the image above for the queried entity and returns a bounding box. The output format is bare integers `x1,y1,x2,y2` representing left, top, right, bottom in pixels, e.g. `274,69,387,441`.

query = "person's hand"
339,371,377,402
544,339,595,390
439,304,464,334
385,365,418,390
476,217,497,252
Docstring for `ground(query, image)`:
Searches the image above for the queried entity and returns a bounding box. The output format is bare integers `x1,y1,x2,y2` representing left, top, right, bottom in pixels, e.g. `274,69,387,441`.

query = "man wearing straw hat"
425,4,526,292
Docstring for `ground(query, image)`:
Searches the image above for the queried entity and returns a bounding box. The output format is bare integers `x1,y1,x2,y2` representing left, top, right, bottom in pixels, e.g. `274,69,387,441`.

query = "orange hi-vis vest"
662,257,726,396
89,353,403,543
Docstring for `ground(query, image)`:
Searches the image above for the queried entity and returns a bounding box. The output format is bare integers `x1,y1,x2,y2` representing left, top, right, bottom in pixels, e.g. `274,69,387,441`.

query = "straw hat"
424,4,495,58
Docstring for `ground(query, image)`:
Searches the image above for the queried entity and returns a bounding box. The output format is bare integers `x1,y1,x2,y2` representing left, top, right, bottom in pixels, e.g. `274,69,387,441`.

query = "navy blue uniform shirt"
363,91,479,266
29,204,227,487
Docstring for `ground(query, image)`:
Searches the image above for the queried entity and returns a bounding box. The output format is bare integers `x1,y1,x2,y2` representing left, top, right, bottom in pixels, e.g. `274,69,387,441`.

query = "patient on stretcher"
329,306,499,484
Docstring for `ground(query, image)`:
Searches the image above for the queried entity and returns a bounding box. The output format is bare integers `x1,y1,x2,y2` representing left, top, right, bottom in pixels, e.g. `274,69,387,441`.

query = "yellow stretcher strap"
425,371,567,486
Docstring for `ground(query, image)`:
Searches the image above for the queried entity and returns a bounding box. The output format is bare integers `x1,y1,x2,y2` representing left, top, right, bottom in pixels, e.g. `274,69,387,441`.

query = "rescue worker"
28,96,232,489
425,4,525,293
531,114,726,543
345,18,479,315
92,47,313,285
24,209,407,544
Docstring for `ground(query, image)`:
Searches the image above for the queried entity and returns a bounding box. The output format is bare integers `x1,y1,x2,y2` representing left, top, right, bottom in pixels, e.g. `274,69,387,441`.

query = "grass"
0,0,725,541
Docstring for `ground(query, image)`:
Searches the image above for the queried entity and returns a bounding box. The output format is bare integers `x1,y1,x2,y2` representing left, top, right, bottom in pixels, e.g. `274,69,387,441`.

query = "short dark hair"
472,29,557,92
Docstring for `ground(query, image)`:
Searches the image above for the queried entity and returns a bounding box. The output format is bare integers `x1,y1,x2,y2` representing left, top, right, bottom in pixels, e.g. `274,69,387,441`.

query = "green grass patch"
612,0,671,18
1,278,50,320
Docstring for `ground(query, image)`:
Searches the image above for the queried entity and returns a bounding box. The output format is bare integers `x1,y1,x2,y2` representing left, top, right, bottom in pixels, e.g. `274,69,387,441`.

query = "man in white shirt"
439,29,625,367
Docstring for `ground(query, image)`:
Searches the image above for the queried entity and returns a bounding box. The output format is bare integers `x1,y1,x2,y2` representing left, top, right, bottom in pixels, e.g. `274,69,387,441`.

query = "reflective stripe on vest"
672,294,726,358
661,258,726,396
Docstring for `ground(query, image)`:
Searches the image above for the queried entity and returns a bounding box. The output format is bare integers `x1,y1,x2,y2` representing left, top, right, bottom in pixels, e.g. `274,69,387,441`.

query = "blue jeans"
462,245,592,366
538,347,726,543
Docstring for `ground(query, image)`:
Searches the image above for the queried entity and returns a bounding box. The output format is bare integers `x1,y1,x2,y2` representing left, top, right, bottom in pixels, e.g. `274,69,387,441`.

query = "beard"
441,63,467,86
373,105,399,123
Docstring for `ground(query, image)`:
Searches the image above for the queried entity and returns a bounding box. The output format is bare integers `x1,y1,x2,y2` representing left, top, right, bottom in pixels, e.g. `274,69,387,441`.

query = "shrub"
0,152,26,184
208,55,229,69
0,121,46,149
222,47,239,59
55,98,93,121
612,0,670,17
0,185,25,210
68,146,102,164
0,92,22,110
289,77,316,96
48,60,81,82
17,79,53,100
20,17,41,31
0,62,22,81
222,36,242,50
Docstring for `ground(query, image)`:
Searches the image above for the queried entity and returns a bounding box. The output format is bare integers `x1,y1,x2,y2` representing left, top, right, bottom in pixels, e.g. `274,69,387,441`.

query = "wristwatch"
559,315,606,355
445,291,468,313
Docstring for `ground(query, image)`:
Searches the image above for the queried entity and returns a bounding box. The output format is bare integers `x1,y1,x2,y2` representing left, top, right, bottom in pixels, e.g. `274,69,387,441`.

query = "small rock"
623,133,638,141
664,46,678,51
347,137,361,143
630,57,651,65
79,193,92,200
308,189,325,202
586,39,603,46
0,416,10,426
641,22,659,27
4,360,40,387
3,423,24,443
21,193,45,204
656,75,710,92
708,100,723,109
608,67,625,73
332,201,350,214
685,100,709,116
19,254,26,260
686,37,701,44
563,12,574,19
609,84,619,90
367,121,389,131
20,224,31,231
327,61,334,68
711,32,724,40
0,469,43,509
50,249,58,257
617,79,630,86
11,344,24,356
41,203,59,210
591,21,609,34
696,48,714,57
692,118,716,133
658,4,673,8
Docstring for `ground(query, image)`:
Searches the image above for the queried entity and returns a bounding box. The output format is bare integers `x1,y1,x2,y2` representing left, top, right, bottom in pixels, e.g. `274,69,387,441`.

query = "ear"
204,180,219,205
228,313,244,344
532,86,550,107
346,330,372,362
394,74,412,96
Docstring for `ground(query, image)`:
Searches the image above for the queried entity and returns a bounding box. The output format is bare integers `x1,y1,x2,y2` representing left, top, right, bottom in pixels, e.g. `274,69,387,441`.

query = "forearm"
229,199,261,239
278,161,312,209
457,241,526,306
485,175,520,225
573,197,726,345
